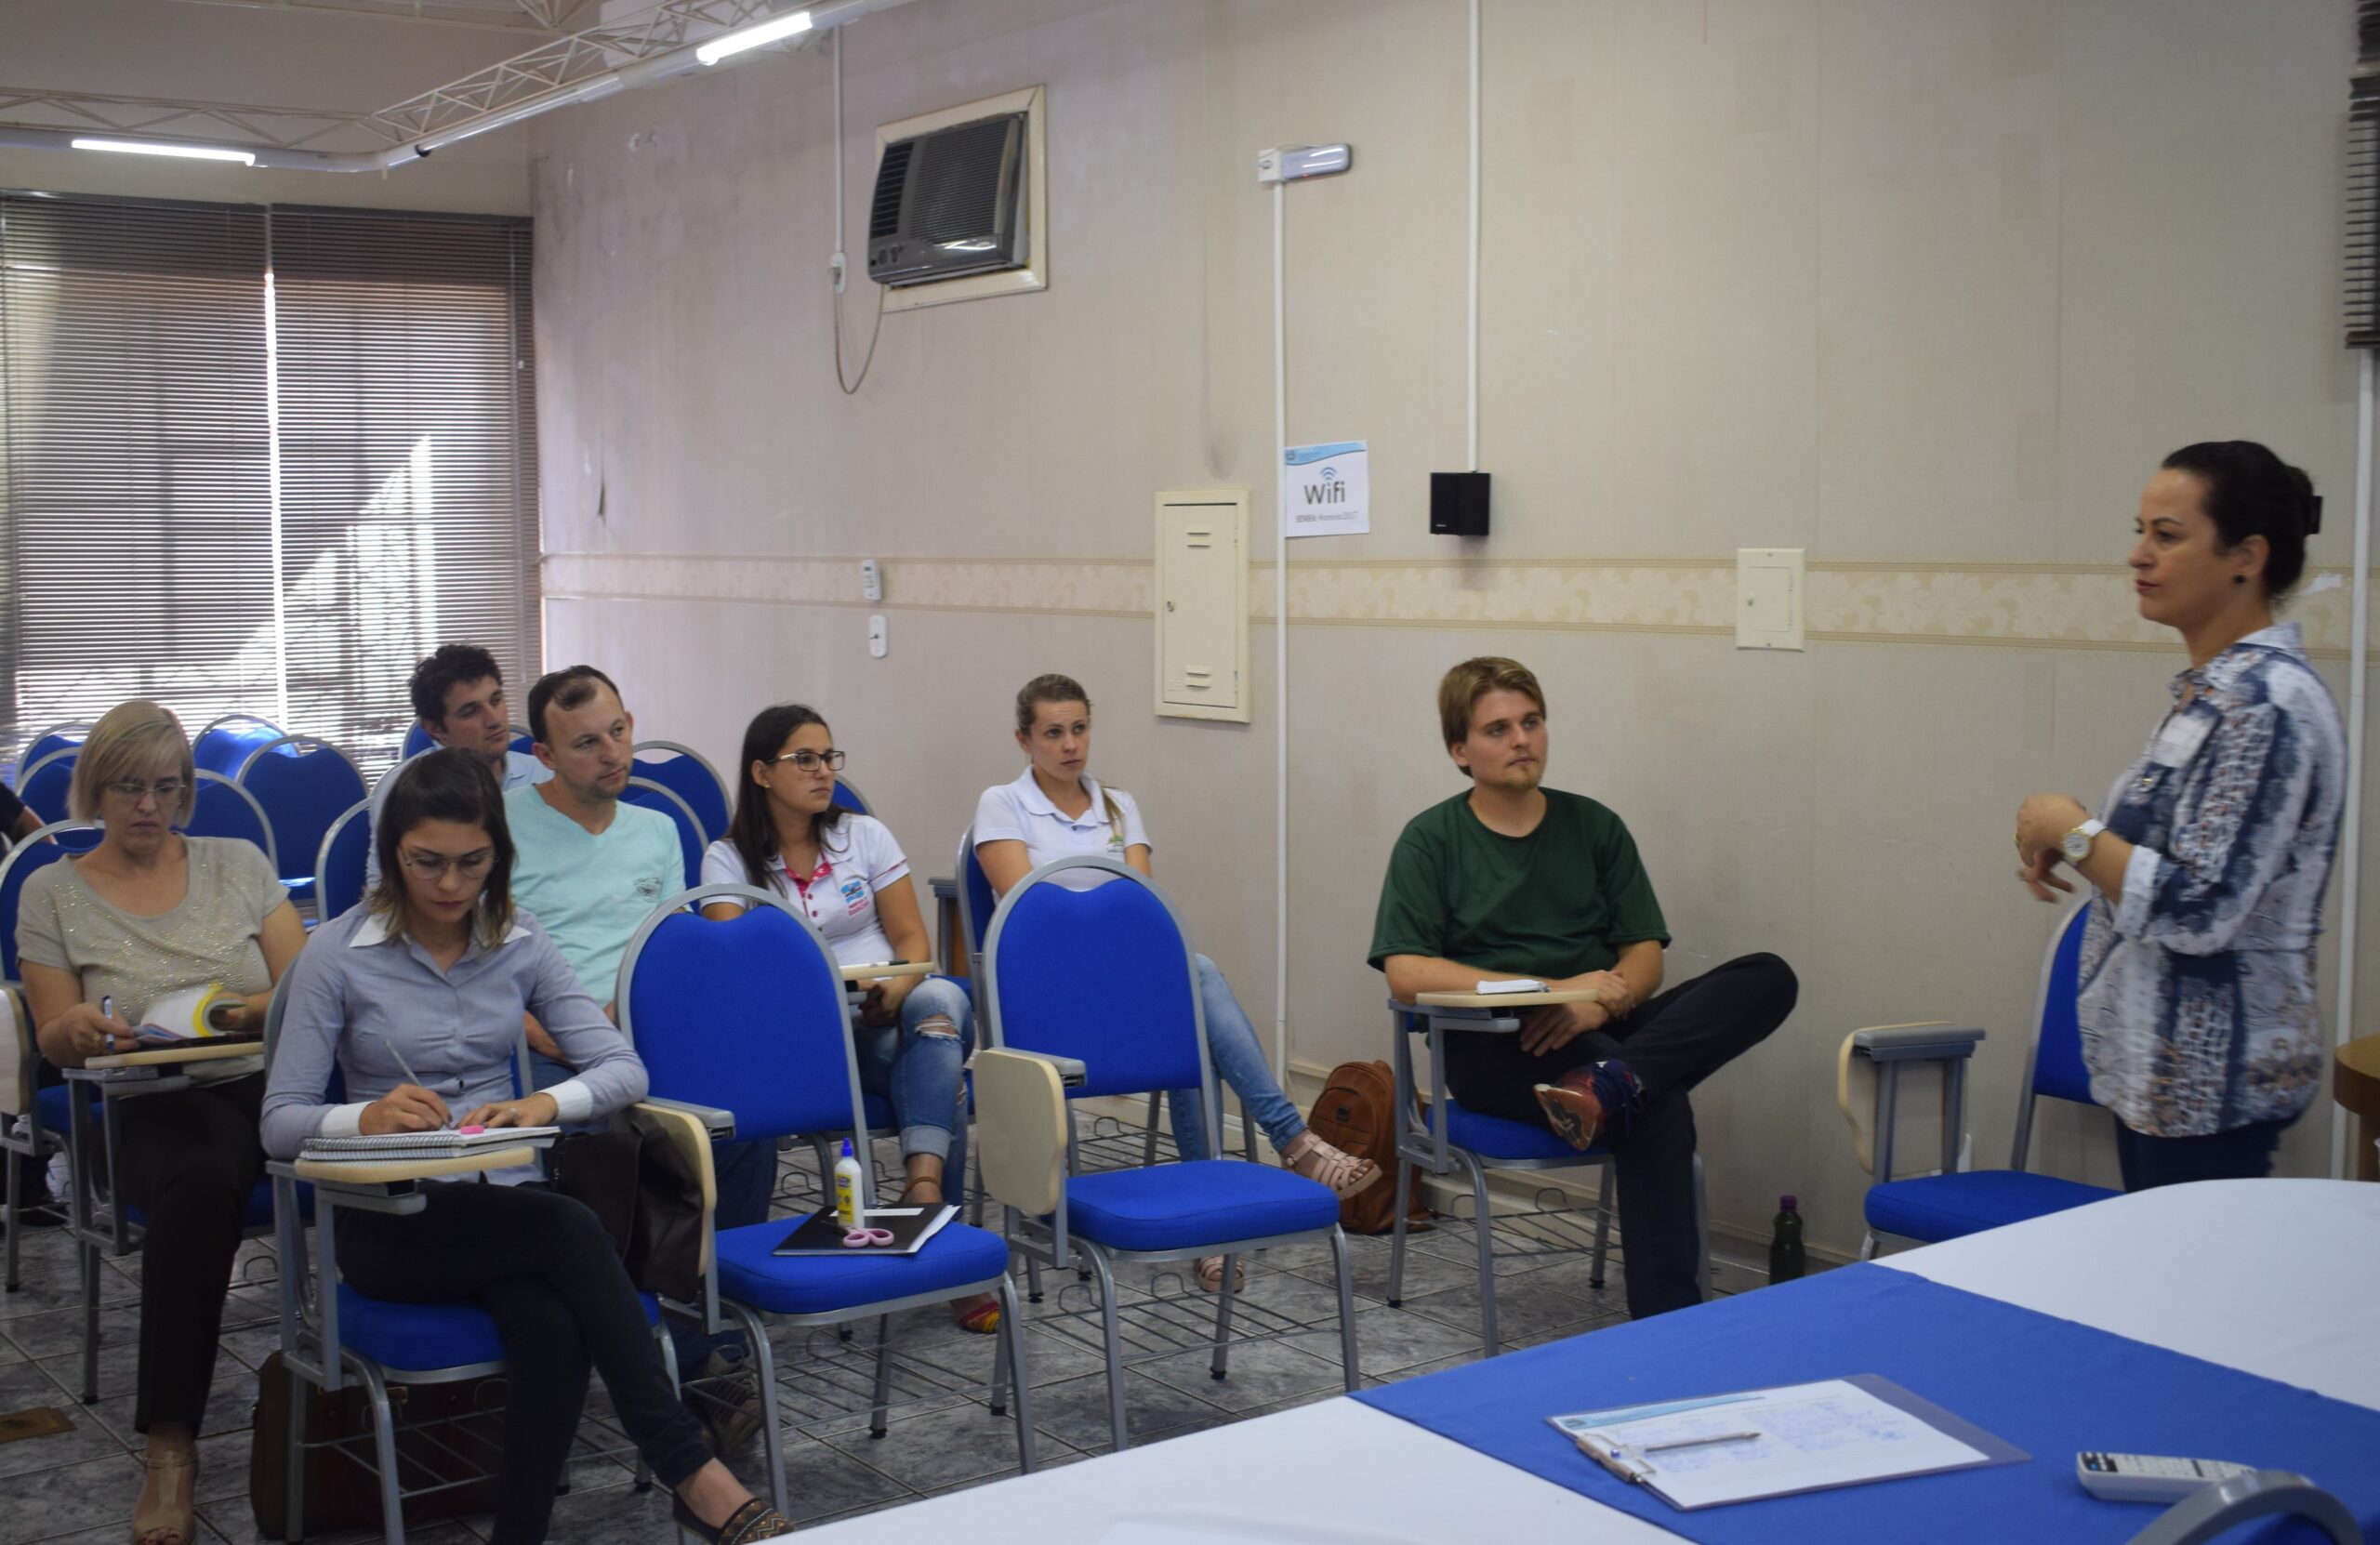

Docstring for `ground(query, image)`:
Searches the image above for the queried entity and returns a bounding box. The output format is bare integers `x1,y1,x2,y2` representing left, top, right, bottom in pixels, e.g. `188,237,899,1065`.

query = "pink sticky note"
458,1124,487,1135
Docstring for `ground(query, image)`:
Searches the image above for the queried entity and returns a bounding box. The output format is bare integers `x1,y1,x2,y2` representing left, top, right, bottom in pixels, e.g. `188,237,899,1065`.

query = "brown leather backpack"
1305,1060,1433,1235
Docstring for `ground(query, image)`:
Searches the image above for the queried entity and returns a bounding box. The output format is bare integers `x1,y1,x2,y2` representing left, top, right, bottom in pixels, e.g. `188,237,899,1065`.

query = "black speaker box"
1430,471,1490,536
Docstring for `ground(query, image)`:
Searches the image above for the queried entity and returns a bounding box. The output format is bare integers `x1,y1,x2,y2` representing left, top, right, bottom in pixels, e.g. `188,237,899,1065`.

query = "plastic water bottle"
1768,1195,1805,1283
832,1140,864,1230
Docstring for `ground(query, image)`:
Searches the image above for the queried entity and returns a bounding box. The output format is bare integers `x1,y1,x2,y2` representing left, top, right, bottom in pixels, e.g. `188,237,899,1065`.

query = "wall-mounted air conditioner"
866,110,1028,286
867,86,1048,311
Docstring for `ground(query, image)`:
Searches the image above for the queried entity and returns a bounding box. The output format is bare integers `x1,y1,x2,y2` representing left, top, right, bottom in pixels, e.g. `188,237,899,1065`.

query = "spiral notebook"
301,1128,559,1163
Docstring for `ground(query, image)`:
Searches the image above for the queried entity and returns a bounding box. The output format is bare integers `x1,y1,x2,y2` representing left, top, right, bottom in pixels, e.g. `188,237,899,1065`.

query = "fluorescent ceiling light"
72,137,256,165
695,8,813,66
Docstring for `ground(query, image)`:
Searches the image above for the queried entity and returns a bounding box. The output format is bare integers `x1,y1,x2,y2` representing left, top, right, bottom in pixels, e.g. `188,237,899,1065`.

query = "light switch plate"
1736,548,1805,651
867,614,888,659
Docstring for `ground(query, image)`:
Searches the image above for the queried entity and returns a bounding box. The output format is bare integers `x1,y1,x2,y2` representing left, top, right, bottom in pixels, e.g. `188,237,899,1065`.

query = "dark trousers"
338,1181,713,1545
1446,953,1797,1320
113,1073,267,1434
2115,1115,2290,1193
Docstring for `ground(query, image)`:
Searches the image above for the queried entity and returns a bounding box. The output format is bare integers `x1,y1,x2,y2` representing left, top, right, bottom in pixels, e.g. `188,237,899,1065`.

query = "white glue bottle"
832,1139,865,1230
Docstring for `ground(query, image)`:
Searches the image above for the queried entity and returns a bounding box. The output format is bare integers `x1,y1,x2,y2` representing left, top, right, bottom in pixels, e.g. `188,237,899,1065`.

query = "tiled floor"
0,1138,1655,1544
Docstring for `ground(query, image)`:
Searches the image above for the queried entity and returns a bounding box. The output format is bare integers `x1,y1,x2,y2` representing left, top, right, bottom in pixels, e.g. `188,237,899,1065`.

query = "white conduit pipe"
1467,0,1481,472
1273,178,1289,1084
2336,350,2373,1179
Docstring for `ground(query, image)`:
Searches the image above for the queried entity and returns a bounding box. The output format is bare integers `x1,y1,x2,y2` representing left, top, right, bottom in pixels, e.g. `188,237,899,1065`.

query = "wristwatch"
2059,818,2106,865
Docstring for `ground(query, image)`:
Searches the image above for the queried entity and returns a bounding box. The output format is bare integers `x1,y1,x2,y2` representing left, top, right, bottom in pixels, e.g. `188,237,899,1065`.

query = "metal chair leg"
1208,1253,1238,1381
1858,1231,1879,1261
1025,1256,1044,1303
357,1361,406,1545
867,1313,893,1438
1455,1149,1498,1357
285,1357,309,1542
1329,1227,1359,1393
1589,1162,1613,1290
1085,1243,1129,1452
4,1134,22,1292
1692,1152,1711,1301
998,1276,1038,1472
1141,1092,1163,1168
725,1300,789,1518
1386,1155,1415,1307
77,1230,99,1404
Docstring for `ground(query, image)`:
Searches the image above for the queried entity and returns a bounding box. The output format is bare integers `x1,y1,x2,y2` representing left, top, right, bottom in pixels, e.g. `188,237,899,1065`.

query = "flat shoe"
671,1496,792,1545
1279,1131,1382,1200
132,1450,195,1545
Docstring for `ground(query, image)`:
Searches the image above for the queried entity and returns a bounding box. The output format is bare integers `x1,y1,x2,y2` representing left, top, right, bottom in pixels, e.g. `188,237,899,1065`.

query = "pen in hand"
372,1033,451,1130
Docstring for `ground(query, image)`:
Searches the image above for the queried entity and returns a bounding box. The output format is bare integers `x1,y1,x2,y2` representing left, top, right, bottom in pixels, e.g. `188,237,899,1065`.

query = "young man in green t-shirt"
1368,656,1795,1318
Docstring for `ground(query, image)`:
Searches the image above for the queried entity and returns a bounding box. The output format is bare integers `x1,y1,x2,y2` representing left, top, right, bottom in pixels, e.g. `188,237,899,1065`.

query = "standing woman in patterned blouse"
2012,442,2346,1191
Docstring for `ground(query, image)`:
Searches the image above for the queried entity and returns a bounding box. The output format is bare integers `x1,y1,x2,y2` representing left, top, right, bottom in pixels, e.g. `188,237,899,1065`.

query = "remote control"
2077,1451,2257,1503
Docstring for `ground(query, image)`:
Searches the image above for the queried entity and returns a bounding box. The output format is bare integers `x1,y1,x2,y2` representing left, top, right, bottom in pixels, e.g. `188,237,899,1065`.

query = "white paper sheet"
1553,1378,1990,1510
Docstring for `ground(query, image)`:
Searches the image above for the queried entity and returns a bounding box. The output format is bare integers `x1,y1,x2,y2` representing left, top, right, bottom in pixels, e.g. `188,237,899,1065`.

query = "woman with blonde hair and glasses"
17,700,306,1545
974,674,1379,1294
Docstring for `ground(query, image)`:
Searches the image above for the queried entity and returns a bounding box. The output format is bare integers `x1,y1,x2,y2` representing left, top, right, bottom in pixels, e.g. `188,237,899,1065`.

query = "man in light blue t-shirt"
505,664,677,1063
507,666,765,1447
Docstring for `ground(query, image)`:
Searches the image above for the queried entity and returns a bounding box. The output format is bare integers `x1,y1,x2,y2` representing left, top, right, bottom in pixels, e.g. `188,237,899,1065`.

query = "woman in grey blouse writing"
2012,442,2346,1191
260,751,785,1545
18,701,307,1545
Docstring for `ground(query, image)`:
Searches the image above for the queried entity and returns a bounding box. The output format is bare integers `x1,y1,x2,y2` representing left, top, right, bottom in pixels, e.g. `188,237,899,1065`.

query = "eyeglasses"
399,849,496,880
770,750,848,773
104,778,186,803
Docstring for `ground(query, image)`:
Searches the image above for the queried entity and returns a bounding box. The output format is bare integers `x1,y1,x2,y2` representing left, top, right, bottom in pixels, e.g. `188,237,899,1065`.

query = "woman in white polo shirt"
698,703,998,1334
973,674,1379,1291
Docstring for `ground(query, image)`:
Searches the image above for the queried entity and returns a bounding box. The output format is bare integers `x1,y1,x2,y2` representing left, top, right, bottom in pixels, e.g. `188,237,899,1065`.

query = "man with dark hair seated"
366,643,549,885
1368,656,1797,1319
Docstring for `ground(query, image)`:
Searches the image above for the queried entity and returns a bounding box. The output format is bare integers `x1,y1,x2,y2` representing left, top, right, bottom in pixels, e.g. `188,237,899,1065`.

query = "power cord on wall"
834,278,886,395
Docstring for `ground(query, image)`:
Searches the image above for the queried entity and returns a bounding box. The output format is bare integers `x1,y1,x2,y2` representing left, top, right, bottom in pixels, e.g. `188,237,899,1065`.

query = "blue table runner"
1355,1264,2380,1544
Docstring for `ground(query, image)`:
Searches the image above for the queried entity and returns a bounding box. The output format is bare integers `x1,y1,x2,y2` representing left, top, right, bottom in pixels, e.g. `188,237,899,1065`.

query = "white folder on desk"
1550,1374,2027,1511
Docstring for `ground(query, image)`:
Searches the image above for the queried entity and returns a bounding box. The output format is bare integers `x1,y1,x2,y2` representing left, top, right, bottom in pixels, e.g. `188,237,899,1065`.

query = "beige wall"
0,0,530,213
531,0,2373,1259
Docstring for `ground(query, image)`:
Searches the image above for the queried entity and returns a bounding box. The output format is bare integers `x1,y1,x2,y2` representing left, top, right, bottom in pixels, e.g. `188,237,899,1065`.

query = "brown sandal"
1279,1130,1382,1199
672,1496,792,1545
132,1450,195,1545
1195,1254,1246,1294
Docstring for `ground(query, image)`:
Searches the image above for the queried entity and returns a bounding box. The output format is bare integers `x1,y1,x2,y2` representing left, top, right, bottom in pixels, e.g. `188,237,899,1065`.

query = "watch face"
2061,829,2091,863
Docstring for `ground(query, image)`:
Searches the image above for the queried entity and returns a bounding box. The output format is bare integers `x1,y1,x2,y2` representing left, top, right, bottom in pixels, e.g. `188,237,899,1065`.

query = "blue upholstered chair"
237,735,368,907
829,778,870,817
0,825,108,1293
2,985,68,1292
313,800,372,924
15,753,76,826
192,714,286,779
263,992,673,1545
616,884,1033,1515
630,741,731,845
1851,904,2117,1254
978,855,1358,1450
11,723,91,787
184,771,279,871
621,777,705,889
1383,996,1694,1359
399,721,533,761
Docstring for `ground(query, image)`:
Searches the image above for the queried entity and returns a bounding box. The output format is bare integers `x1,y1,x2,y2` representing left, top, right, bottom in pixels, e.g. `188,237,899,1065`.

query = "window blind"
0,196,278,751
269,208,539,773
0,195,538,782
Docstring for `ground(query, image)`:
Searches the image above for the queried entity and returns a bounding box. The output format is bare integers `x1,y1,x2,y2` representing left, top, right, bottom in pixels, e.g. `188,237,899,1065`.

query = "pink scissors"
842,1225,894,1248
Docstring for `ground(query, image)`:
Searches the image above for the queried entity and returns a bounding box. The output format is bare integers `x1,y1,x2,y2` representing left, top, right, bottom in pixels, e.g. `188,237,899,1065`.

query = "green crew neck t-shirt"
1367,788,1670,981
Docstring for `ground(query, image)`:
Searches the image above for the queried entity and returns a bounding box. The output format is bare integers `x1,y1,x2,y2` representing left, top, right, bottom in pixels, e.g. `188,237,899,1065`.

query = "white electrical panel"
1736,548,1805,652
1155,489,1250,722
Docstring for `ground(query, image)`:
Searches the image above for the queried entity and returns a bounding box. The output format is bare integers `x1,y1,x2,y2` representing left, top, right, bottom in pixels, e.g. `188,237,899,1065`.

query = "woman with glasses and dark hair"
261,749,786,1545
696,704,997,1333
16,699,308,1545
